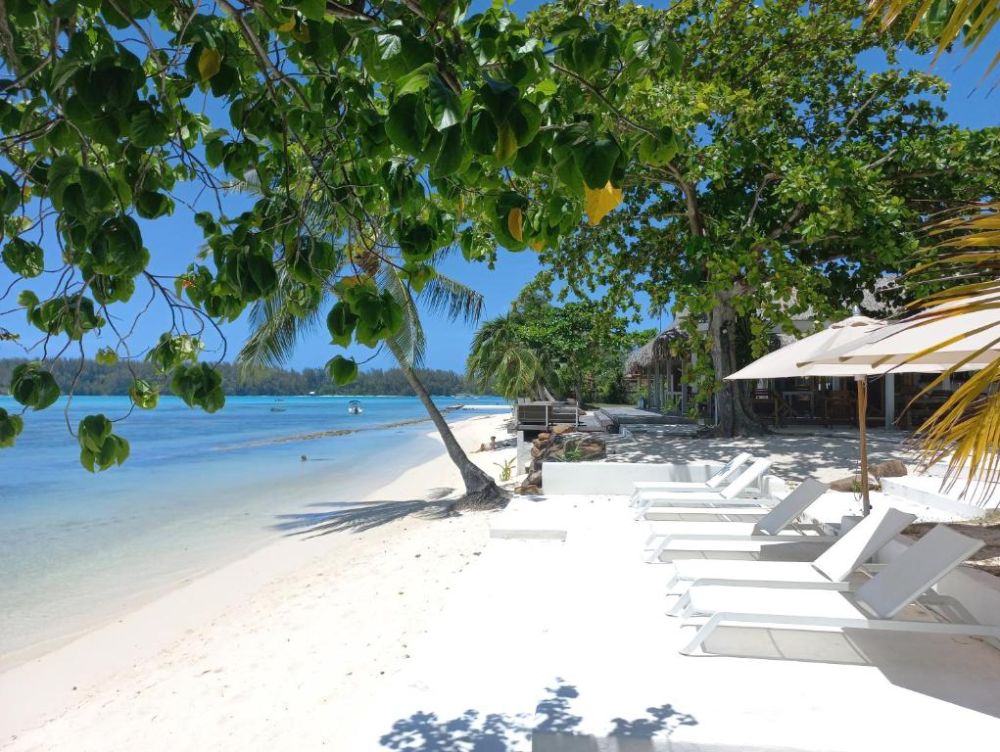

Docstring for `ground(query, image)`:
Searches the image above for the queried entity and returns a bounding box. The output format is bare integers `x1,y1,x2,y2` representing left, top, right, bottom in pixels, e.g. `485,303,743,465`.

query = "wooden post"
856,375,871,515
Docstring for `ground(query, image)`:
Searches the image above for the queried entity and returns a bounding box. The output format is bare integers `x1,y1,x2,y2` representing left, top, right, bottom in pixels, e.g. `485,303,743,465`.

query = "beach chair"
627,453,754,505
676,524,1000,656
632,459,773,520
644,478,831,563
664,506,916,613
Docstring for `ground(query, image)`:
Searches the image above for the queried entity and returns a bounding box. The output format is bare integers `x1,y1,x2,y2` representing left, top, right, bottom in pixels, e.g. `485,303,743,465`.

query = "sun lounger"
644,478,831,563
632,459,773,520
664,506,916,612
628,453,753,504
676,524,1000,656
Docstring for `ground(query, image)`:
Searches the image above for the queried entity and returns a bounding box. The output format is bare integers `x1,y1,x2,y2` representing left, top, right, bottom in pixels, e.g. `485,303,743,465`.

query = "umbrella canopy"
725,316,884,381
724,314,953,515
803,294,1000,370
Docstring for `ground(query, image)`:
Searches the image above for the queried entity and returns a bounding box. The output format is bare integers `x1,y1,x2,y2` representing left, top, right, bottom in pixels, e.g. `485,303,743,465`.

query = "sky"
0,2,997,374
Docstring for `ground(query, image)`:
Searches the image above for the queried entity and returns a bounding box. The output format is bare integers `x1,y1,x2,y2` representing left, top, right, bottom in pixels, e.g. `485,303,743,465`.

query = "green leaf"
0,407,24,448
432,125,466,177
466,109,498,155
0,170,20,214
576,138,622,190
79,167,114,211
326,301,358,347
198,48,222,81
95,347,118,365
135,190,173,219
396,63,437,96
10,362,61,410
385,94,427,154
2,238,45,278
495,122,519,163
508,100,541,147
129,378,159,409
129,106,167,148
426,74,461,130
326,355,358,385
638,126,678,166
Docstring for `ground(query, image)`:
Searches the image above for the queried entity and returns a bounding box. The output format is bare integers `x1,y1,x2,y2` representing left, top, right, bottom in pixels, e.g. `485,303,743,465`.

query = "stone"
526,470,543,487
537,432,551,442
830,474,878,493
530,445,544,459
872,459,907,479
552,423,574,435
515,484,542,495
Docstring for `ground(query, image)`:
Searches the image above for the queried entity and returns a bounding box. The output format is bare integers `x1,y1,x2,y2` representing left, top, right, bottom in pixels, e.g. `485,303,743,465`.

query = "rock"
872,459,907,479
537,432,551,442
830,474,878,493
530,444,545,459
526,470,542,487
515,484,542,495
552,423,574,435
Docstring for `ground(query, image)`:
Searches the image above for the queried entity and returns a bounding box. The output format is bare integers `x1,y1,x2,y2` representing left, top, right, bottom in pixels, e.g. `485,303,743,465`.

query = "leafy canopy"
0,0,680,467
533,0,1000,406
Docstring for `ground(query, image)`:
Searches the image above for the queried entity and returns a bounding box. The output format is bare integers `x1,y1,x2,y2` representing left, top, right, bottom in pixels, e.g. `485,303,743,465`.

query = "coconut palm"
465,313,552,401
871,0,1000,495
239,254,508,509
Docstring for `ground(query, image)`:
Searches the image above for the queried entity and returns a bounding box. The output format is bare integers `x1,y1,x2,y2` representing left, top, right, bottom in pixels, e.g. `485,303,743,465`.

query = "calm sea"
0,394,506,662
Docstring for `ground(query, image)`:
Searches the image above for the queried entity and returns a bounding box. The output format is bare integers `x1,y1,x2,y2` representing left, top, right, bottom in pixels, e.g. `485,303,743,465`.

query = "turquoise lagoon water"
0,394,506,661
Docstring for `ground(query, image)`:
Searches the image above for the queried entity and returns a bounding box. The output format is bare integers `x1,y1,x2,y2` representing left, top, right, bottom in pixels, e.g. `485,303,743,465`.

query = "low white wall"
880,476,987,519
541,460,719,496
875,537,1000,631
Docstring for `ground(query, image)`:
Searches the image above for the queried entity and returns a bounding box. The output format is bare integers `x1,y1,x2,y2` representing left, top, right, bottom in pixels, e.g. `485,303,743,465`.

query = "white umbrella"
803,293,1000,369
726,315,965,513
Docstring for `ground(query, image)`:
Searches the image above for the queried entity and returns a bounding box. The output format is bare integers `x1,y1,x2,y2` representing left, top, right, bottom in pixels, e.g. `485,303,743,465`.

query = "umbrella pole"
855,375,871,515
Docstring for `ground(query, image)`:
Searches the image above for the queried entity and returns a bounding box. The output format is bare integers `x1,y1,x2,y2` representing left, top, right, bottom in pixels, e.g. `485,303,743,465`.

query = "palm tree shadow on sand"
273,489,460,538
377,679,698,751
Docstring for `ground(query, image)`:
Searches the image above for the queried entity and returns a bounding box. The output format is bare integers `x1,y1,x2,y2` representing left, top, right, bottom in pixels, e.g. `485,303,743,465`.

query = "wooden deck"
595,405,695,430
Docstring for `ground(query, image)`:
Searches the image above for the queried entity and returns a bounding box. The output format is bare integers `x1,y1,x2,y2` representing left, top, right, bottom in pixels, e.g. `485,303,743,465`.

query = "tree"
467,285,645,404
240,244,506,507
0,1,678,468
531,0,1000,435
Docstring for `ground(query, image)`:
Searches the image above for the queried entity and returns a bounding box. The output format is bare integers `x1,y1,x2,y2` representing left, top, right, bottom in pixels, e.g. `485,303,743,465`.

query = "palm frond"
870,0,1000,74
466,314,547,400
377,264,426,368
237,268,325,376
901,202,1000,503
421,273,485,326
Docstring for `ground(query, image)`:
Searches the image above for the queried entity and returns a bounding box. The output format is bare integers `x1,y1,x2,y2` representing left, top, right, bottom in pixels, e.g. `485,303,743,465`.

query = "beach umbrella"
726,315,967,514
801,293,1000,369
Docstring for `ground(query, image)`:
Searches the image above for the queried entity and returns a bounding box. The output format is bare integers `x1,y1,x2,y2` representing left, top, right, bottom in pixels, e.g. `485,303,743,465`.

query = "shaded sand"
0,412,513,751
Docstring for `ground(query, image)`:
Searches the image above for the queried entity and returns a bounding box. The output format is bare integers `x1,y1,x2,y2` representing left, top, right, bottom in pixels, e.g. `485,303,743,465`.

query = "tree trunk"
387,341,508,509
708,296,767,437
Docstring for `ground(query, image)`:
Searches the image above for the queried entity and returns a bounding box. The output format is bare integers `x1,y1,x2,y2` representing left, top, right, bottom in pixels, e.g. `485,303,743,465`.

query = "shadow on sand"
273,490,458,539
377,679,698,751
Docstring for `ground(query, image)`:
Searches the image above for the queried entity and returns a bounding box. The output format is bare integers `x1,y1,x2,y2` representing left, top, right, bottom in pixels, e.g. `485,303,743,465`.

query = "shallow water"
0,394,505,660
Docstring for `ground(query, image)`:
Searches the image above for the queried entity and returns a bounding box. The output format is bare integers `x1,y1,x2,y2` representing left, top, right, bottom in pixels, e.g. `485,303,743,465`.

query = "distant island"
0,359,478,398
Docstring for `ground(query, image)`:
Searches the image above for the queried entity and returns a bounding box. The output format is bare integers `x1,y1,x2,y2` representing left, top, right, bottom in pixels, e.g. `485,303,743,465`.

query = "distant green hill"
0,359,475,397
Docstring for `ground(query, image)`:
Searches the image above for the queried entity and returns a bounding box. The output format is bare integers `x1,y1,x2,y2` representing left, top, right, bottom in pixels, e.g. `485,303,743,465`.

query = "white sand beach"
0,412,514,751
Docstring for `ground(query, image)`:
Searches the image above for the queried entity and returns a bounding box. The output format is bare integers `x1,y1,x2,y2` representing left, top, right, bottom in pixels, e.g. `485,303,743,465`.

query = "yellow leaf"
531,239,544,251
495,123,518,163
277,17,296,32
198,48,222,82
507,207,524,242
584,181,623,226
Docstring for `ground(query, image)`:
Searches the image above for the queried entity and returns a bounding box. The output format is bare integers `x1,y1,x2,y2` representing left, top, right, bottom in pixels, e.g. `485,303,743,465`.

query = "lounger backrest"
718,458,773,500
855,525,984,619
812,506,916,582
752,478,828,535
705,452,753,489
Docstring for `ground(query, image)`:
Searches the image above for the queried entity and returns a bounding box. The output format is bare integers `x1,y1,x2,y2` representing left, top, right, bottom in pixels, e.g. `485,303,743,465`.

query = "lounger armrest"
645,532,840,546
684,577,852,592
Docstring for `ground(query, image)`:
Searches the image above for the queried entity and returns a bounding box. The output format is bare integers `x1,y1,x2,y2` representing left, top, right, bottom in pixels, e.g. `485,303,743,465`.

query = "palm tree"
465,312,553,401
239,256,509,509
871,0,1000,493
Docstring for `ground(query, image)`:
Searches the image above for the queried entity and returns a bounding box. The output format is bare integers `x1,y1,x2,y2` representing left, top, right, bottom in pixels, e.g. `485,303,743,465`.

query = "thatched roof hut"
624,328,687,376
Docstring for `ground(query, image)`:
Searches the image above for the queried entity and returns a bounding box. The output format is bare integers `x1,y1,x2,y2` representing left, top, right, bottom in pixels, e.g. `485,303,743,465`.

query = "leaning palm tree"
466,313,552,401
870,0,1000,495
239,252,509,509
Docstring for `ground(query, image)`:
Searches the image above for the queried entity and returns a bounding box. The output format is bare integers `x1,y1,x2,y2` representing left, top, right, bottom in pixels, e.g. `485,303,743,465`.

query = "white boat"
348,400,363,415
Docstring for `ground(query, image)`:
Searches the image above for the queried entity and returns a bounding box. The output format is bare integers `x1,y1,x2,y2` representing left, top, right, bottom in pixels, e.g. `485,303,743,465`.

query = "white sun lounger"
677,524,1000,656
628,452,753,504
665,506,917,613
633,459,773,520
644,479,832,563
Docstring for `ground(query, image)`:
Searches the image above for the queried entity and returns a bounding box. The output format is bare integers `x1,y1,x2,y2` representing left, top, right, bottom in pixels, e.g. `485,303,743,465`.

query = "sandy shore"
0,412,514,751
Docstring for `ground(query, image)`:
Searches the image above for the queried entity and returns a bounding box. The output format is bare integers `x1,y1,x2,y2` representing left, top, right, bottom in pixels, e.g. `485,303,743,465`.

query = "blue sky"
1,3,996,374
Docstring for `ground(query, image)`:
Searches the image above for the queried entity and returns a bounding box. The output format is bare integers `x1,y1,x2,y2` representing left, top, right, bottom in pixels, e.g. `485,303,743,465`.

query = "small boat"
270,406,286,413
348,400,363,415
